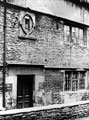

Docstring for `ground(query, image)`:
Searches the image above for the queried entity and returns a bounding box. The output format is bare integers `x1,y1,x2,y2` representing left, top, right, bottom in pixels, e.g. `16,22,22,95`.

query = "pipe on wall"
3,0,6,108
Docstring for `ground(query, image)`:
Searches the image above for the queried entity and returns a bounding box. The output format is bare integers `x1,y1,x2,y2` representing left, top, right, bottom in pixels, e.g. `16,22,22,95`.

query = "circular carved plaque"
21,13,35,35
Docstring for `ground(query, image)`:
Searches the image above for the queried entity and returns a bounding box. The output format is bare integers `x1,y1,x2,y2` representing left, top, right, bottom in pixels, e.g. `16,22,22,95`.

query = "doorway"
17,75,34,108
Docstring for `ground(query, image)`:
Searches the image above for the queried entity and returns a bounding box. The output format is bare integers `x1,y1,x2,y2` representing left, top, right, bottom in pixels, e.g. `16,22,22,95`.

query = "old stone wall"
1,101,89,120
44,69,64,104
1,3,89,109
0,5,4,65
1,5,88,68
44,69,64,91
0,3,89,67
1,4,89,109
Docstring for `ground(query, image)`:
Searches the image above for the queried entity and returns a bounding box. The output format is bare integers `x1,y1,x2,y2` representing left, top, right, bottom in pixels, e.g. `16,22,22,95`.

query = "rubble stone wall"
1,101,89,120
2,5,89,68
1,3,89,110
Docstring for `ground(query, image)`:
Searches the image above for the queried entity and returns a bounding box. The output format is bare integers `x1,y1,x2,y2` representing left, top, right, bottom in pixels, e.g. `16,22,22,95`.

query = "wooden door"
17,75,34,108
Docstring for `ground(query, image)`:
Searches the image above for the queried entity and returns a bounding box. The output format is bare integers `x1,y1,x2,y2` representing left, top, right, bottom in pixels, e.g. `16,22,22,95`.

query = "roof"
6,0,89,12
64,0,89,4
6,0,89,26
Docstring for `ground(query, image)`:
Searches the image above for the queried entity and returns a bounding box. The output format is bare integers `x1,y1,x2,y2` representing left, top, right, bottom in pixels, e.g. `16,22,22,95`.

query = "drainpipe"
3,0,6,108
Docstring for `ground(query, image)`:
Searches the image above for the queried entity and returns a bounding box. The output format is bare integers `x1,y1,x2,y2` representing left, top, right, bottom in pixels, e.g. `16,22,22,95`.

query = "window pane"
64,25,70,42
79,29,84,45
25,18,30,30
79,72,85,89
72,72,78,91
72,80,78,91
83,29,87,45
65,72,71,91
76,28,79,38
24,15,33,32
72,27,79,43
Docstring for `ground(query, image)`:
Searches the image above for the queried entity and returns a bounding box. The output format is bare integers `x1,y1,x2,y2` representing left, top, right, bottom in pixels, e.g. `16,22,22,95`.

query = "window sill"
18,35,36,40
63,89,88,94
63,41,88,48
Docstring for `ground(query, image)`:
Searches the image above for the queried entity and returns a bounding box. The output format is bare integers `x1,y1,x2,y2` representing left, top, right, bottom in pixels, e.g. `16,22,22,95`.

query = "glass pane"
72,80,78,91
65,72,71,91
76,28,79,37
72,72,78,91
72,27,79,43
25,18,30,30
79,72,85,89
79,29,84,45
72,72,78,79
64,25,70,42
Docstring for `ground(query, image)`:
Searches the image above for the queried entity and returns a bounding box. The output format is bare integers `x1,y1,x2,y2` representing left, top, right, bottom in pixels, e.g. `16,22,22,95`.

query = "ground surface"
75,116,89,120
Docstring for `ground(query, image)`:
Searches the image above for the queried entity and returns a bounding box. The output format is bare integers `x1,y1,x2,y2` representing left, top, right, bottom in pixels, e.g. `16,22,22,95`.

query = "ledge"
6,62,44,68
44,65,87,70
0,100,89,116
18,36,37,40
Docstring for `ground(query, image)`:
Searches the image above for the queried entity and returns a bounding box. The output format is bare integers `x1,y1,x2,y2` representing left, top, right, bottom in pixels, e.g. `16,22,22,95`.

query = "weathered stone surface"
0,2,89,110
0,5,88,68
1,102,89,120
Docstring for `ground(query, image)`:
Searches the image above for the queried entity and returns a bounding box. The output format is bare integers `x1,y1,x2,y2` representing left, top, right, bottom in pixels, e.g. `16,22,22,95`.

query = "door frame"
17,74,35,108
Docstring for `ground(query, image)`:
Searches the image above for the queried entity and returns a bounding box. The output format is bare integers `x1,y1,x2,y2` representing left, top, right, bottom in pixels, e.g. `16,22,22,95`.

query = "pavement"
75,116,89,120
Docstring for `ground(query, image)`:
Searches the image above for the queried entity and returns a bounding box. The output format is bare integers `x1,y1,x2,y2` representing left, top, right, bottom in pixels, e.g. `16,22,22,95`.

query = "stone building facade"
0,0,89,109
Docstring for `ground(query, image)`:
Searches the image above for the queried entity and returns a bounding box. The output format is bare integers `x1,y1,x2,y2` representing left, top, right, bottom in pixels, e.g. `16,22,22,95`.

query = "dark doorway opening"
17,75,34,108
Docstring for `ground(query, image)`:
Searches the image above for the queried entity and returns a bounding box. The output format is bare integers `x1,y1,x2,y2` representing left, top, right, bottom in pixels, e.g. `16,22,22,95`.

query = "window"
64,25,70,42
79,72,85,89
65,71,86,91
72,27,79,43
65,71,71,91
19,12,35,38
64,24,87,45
79,29,84,45
25,16,30,31
24,15,33,33
20,13,35,36
72,72,78,91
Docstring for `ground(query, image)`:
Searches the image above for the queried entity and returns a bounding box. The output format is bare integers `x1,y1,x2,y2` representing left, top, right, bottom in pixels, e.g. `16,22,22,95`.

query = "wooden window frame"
64,71,86,91
64,24,87,46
